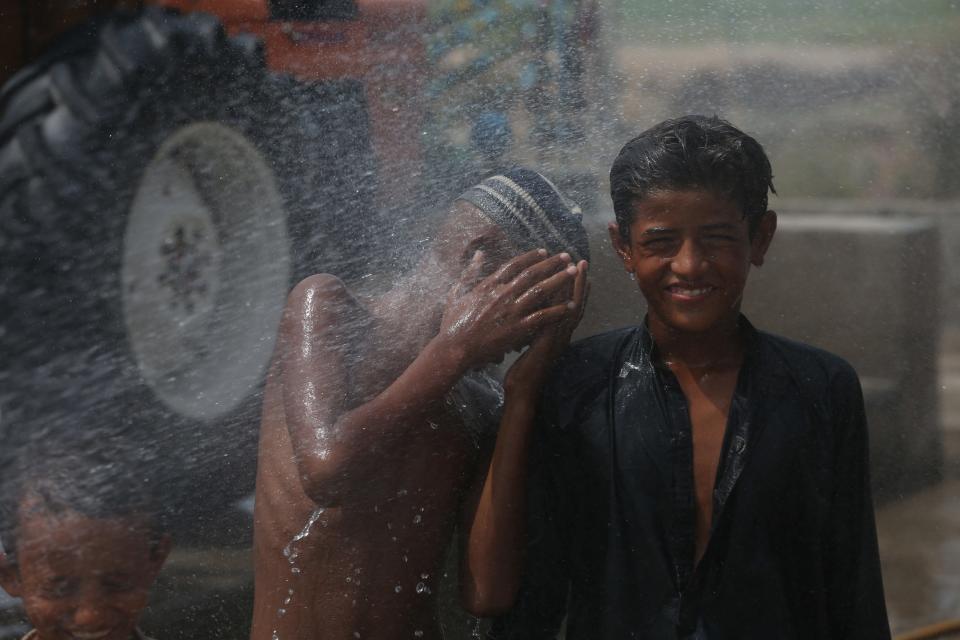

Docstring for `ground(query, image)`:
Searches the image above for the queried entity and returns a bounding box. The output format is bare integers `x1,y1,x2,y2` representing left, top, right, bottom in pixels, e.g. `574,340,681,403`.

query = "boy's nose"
670,238,709,277
69,597,114,630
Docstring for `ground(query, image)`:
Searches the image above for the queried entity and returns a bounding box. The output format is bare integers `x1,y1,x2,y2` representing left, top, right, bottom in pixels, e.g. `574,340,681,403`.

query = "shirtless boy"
251,168,590,640
493,116,890,639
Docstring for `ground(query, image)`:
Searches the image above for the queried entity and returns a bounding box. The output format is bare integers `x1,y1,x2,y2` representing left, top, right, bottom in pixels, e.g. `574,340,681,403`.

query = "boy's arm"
459,263,587,616
486,411,572,639
824,364,891,639
281,251,576,507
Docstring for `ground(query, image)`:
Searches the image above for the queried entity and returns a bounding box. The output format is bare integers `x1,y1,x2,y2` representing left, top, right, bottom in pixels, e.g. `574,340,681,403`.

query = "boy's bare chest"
672,368,740,521
689,398,729,503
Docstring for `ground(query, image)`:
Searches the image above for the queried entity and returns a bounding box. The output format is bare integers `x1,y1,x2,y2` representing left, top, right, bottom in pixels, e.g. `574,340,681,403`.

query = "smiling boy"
493,116,890,639
0,429,170,640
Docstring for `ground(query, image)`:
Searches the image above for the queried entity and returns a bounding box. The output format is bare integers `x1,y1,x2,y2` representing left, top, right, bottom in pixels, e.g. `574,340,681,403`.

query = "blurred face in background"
0,497,170,640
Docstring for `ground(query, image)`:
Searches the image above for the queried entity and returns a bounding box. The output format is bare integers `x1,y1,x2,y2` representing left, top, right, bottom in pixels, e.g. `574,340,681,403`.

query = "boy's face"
609,189,776,336
0,500,170,640
443,202,520,278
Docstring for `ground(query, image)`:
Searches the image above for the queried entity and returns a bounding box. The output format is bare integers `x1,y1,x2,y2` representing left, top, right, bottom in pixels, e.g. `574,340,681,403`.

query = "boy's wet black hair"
0,403,168,563
609,115,776,240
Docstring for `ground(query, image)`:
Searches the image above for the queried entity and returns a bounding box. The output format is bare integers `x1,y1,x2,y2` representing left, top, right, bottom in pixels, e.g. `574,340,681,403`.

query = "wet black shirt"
491,319,890,639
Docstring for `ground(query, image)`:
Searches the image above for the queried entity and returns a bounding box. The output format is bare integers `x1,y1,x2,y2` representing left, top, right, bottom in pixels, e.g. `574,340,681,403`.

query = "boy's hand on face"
504,260,588,395
440,249,579,370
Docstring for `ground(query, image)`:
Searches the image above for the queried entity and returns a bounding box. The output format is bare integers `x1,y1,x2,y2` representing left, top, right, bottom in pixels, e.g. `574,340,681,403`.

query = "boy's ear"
750,211,777,267
462,236,485,265
607,223,633,272
0,551,22,598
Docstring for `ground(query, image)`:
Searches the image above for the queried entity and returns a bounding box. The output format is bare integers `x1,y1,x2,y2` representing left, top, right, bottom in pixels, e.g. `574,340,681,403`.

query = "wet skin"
610,189,776,560
0,500,170,640
252,207,582,640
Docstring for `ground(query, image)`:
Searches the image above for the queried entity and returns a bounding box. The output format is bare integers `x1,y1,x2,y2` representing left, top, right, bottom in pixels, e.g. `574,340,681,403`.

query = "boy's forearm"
462,386,540,615
293,335,472,505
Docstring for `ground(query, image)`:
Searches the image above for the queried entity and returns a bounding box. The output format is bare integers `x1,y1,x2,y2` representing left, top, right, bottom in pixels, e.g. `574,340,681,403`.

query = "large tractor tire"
0,7,375,521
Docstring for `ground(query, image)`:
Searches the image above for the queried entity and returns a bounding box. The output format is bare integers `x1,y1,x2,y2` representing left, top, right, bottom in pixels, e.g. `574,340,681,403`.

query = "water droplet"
397,488,408,496
471,617,482,639
346,576,352,583
283,508,325,558
291,567,301,575
420,572,429,579
278,608,286,617
414,631,424,638
394,584,403,593
403,555,409,562
412,514,422,524
272,632,279,640
416,581,431,594
354,633,361,639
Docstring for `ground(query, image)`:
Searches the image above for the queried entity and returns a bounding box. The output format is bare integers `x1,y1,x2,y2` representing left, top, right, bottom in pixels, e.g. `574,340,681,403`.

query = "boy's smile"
610,189,776,337
0,499,170,640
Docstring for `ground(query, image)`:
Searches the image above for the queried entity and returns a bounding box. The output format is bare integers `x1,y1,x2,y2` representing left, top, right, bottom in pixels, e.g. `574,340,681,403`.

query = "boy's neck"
648,313,746,372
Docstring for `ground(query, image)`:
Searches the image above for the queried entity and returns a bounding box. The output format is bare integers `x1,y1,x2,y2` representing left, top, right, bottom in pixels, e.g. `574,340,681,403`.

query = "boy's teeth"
674,287,710,296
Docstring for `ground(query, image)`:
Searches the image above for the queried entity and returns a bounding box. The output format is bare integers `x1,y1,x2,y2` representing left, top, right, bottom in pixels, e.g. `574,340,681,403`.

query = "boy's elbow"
296,454,350,508
461,580,520,617
462,597,514,618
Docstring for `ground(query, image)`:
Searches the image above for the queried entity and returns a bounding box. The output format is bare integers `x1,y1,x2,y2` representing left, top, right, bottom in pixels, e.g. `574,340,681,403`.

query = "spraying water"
271,507,326,638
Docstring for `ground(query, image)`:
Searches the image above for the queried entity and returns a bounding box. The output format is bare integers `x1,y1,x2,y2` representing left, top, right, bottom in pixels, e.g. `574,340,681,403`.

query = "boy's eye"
704,233,737,242
40,578,76,598
102,576,137,594
641,235,674,245
640,237,677,251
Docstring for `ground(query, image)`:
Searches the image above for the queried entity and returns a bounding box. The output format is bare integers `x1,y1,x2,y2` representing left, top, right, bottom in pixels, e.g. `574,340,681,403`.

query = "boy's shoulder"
553,323,862,393
554,326,639,381
755,328,861,395
566,325,639,357
539,327,639,424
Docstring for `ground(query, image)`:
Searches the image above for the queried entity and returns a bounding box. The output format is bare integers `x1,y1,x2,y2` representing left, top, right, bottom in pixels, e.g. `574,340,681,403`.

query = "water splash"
273,507,325,640
283,507,326,562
